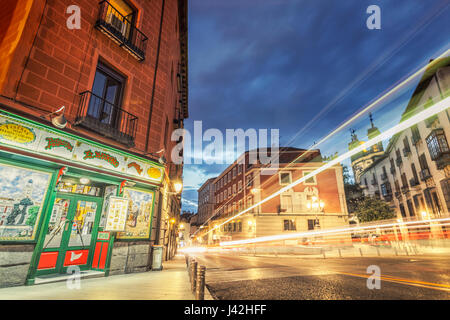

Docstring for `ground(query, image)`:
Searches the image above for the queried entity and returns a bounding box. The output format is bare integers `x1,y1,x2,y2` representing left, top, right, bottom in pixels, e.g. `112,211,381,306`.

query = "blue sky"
181,0,450,212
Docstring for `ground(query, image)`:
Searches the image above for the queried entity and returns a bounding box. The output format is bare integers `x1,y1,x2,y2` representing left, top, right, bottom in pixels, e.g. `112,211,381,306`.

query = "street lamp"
174,181,183,193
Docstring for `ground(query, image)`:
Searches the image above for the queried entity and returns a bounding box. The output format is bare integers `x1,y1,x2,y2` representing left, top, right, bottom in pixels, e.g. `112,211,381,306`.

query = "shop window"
57,180,103,197
283,219,296,231
116,188,155,240
0,163,52,241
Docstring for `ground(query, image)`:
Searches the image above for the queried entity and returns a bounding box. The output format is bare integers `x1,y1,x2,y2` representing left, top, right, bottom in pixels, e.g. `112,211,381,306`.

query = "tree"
342,165,364,214
355,197,395,222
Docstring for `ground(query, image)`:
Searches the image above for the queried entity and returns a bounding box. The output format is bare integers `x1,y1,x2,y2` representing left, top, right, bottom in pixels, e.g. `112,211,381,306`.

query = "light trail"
219,217,450,246
202,95,450,239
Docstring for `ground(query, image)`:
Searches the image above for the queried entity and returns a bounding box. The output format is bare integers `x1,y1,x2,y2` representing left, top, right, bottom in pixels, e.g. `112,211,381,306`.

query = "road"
189,252,450,299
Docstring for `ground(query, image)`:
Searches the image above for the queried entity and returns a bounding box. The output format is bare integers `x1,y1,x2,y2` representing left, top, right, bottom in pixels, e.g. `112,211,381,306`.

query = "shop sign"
104,197,129,232
0,113,164,184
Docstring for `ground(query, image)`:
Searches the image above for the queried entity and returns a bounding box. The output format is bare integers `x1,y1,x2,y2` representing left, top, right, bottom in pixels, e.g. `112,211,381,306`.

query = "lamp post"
306,197,325,231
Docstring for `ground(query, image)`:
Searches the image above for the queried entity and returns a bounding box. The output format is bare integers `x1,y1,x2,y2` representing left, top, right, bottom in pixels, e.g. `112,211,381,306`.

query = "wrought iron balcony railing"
396,157,403,167
380,173,388,181
95,0,148,61
390,166,396,175
75,91,138,147
419,168,432,181
409,178,420,187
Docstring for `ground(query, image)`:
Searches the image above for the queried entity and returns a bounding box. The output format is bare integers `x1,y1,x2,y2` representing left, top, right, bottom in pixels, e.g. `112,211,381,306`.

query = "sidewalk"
0,254,213,300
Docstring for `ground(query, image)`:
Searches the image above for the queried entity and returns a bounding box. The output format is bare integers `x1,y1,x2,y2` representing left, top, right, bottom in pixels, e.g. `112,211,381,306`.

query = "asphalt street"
189,253,450,300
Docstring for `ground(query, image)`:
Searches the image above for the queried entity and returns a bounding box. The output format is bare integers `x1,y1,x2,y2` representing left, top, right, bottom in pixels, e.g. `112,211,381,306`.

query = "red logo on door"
63,250,89,266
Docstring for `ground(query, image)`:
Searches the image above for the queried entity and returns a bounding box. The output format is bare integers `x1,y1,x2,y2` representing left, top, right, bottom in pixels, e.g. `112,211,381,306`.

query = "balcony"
371,179,378,186
95,1,148,61
380,173,388,181
419,168,432,181
401,185,409,194
409,178,420,188
396,157,403,167
75,91,138,147
390,166,396,175
395,191,402,198
411,133,421,146
403,147,411,157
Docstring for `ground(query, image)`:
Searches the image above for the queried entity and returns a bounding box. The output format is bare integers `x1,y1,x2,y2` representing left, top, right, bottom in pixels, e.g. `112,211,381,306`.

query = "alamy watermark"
171,121,280,173
366,265,381,289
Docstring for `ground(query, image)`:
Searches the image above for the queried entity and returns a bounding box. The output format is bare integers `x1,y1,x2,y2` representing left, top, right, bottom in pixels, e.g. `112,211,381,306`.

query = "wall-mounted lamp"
41,106,68,129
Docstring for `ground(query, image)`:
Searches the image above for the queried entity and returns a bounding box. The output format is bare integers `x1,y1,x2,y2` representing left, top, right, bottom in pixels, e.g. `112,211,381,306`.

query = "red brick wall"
1,0,184,159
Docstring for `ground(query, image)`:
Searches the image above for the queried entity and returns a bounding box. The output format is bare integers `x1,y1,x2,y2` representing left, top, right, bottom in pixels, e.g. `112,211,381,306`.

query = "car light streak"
219,217,450,246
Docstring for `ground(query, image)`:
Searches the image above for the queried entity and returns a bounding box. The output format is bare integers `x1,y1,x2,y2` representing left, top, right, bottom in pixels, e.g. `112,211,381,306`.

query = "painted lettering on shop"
83,149,120,168
0,123,35,144
128,162,143,174
44,137,74,152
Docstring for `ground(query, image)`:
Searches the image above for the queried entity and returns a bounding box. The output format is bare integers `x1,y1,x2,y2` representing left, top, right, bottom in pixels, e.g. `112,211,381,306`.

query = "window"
440,179,450,212
224,189,227,199
279,172,292,185
246,173,253,187
280,195,293,213
411,125,421,144
233,184,236,194
426,129,450,161
380,183,392,197
233,167,236,177
284,219,296,231
237,221,242,232
88,62,125,126
238,165,242,174
307,219,315,231
303,171,317,185
228,187,231,198
96,0,148,61
411,163,419,184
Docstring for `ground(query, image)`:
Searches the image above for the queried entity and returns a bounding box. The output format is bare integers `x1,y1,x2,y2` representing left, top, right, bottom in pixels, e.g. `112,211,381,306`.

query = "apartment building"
197,177,216,225
0,0,188,287
358,57,450,224
196,148,349,244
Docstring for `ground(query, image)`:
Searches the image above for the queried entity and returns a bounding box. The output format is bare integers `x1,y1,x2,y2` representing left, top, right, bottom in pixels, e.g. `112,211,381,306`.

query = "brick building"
195,148,349,245
197,177,216,225
0,0,188,287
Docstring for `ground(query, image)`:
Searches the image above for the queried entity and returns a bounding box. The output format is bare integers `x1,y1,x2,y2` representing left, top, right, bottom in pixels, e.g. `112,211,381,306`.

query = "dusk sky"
181,0,450,212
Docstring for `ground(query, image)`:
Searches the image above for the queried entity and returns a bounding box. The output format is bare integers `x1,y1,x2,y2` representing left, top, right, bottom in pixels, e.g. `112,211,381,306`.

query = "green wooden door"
36,193,103,275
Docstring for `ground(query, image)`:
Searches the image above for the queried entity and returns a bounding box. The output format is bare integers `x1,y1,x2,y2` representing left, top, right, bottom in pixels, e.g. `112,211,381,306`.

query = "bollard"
394,247,398,256
359,248,363,257
191,260,198,293
196,265,206,300
338,248,342,258
322,250,326,259
404,246,409,256
376,247,380,256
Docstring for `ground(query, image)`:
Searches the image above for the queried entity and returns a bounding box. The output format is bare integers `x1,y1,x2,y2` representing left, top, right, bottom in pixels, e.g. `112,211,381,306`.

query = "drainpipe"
145,0,165,153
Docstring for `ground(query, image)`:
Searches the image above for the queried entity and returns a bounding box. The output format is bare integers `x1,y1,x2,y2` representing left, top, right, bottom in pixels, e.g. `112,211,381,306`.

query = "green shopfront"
0,110,165,286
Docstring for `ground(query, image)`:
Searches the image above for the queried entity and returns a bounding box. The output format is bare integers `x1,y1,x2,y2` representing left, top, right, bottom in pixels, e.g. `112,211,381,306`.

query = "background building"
0,0,188,287
357,57,449,231
195,147,349,245
197,177,216,225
